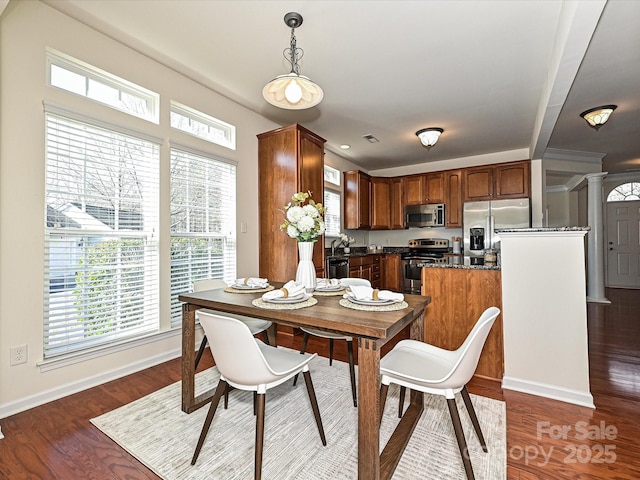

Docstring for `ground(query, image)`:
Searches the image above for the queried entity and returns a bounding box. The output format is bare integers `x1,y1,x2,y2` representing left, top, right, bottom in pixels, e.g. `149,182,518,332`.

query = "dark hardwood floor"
0,288,638,479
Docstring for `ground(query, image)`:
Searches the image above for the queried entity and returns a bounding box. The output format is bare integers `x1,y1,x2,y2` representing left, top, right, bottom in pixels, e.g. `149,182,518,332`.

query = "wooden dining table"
179,283,430,480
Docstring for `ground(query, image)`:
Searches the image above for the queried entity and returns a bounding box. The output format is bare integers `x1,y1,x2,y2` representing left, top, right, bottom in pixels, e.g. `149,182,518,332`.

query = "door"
606,201,640,288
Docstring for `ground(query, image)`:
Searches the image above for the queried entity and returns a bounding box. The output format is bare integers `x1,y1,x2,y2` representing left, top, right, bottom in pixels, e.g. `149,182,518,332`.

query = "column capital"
585,172,608,182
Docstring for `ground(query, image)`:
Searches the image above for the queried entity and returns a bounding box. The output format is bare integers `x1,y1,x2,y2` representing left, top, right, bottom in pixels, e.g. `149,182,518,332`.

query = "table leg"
357,337,381,480
182,303,197,413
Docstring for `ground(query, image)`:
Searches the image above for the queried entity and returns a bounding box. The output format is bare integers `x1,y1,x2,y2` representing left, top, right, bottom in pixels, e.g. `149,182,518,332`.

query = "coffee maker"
469,228,485,252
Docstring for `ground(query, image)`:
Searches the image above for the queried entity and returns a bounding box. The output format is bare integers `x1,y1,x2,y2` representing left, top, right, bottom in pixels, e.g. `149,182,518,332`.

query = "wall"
0,1,277,417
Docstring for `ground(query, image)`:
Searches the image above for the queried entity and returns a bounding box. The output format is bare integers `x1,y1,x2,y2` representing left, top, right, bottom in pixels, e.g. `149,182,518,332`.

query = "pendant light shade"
263,12,323,110
416,127,444,147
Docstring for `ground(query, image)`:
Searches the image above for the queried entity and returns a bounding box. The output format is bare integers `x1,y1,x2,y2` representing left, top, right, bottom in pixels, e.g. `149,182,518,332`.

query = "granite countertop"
419,255,501,270
495,226,591,233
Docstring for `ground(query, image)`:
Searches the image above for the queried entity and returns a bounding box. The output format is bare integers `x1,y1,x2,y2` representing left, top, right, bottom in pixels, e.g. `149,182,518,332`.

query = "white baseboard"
0,348,181,420
502,375,595,409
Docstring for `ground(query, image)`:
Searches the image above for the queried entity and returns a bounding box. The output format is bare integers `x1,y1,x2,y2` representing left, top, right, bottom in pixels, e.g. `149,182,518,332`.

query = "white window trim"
46,48,160,124
170,101,236,150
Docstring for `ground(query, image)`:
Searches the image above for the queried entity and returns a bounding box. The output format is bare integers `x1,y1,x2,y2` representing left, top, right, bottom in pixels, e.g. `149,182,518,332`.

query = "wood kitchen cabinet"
370,177,391,230
257,123,326,282
444,169,463,228
463,160,530,202
343,170,371,229
421,267,503,379
390,177,405,229
348,254,381,288
381,253,402,291
403,172,444,205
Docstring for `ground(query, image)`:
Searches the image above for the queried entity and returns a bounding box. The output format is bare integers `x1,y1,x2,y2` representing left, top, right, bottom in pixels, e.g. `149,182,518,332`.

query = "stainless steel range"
402,238,449,294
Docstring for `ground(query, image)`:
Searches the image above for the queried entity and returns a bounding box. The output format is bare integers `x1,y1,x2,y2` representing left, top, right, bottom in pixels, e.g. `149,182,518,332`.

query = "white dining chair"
293,277,371,407
192,279,272,370
379,306,501,480
191,312,327,480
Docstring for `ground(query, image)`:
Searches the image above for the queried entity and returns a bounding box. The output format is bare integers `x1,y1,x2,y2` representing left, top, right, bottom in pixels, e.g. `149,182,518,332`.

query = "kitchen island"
421,259,503,380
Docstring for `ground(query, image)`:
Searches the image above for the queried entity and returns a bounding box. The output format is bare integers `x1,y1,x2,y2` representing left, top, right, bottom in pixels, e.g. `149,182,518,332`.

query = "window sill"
37,325,200,372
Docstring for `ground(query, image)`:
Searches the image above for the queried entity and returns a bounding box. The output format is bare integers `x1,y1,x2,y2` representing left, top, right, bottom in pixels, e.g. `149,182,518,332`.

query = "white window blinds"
44,112,160,358
324,189,342,237
170,147,237,327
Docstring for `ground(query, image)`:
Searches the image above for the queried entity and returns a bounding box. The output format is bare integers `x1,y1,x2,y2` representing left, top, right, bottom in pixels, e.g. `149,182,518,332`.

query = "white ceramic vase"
296,241,316,292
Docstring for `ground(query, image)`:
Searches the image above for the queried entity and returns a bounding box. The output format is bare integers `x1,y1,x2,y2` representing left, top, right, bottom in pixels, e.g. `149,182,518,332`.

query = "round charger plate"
339,298,408,312
313,289,347,297
315,285,344,292
252,296,318,310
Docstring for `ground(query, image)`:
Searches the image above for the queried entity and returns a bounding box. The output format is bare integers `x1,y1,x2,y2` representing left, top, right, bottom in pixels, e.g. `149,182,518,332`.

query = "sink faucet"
331,238,340,256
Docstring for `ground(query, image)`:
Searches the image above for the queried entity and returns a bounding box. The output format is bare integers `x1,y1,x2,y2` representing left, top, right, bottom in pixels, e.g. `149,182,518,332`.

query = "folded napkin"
262,280,305,300
234,277,269,288
316,278,341,288
346,285,404,302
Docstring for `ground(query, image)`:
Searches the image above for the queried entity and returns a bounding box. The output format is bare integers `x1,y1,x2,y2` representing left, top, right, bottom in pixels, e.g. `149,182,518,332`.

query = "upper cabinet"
370,177,391,230
257,124,325,282
444,169,462,228
344,170,371,229
463,160,530,202
403,172,444,205
390,177,405,230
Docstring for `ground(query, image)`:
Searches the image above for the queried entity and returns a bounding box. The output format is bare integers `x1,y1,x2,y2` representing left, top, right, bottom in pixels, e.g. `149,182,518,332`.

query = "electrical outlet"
10,344,28,366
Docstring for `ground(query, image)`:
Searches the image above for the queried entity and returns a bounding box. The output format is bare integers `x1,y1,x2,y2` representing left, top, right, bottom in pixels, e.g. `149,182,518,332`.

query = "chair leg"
292,332,311,386
254,393,266,480
461,386,488,452
446,397,475,480
346,340,357,407
223,383,230,409
253,391,257,416
261,331,270,346
191,379,227,465
379,383,389,425
329,339,334,366
398,386,406,418
302,371,327,446
194,335,208,370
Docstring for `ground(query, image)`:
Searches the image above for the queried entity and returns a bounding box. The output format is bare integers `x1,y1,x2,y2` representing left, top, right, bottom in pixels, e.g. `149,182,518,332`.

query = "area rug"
91,352,506,479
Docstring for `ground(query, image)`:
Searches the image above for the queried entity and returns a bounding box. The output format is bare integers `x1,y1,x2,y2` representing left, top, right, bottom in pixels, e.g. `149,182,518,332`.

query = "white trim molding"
502,376,595,409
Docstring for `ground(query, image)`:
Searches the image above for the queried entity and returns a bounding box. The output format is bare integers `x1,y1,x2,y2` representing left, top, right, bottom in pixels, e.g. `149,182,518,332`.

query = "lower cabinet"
348,255,381,288
381,254,402,291
421,267,503,380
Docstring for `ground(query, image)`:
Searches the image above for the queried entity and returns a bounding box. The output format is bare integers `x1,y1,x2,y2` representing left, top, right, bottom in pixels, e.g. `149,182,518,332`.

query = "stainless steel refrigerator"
463,199,531,257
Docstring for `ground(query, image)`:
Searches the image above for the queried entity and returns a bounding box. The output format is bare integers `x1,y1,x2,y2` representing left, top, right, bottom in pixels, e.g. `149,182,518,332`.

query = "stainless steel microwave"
405,203,445,228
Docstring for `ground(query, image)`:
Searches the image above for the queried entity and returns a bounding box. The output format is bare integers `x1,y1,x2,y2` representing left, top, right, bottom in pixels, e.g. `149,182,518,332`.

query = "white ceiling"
41,0,640,179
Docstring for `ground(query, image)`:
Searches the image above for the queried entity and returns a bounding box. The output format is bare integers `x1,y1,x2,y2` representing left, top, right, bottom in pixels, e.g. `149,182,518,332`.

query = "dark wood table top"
179,282,430,342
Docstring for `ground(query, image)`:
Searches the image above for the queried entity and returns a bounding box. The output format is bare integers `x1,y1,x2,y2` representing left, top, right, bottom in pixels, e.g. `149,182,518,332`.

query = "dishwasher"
327,257,349,279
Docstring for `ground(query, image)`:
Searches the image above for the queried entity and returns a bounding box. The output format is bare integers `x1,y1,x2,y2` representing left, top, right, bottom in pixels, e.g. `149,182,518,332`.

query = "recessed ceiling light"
339,144,351,150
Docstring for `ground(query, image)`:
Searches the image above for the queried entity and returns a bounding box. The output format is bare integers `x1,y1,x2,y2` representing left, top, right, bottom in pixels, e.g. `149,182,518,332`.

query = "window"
44,112,160,358
169,147,237,326
324,164,341,186
47,49,159,123
607,182,640,201
170,101,236,150
324,189,342,237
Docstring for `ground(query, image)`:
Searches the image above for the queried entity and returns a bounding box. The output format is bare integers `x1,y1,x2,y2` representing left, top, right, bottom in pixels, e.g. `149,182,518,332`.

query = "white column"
585,173,610,303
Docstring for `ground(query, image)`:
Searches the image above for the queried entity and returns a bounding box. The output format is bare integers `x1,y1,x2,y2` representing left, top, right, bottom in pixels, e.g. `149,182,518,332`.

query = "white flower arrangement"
280,191,325,243
339,233,355,247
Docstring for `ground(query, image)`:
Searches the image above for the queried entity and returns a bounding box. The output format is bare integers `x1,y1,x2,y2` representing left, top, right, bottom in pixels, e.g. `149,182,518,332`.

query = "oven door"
402,258,432,294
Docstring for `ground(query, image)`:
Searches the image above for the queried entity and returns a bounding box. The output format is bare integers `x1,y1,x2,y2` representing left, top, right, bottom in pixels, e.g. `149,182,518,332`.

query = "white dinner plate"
232,283,269,290
315,285,344,292
263,293,310,304
346,295,397,306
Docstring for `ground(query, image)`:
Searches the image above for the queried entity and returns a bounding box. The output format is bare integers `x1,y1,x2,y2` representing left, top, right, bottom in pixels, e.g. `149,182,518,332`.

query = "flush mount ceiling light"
262,12,323,110
580,105,617,130
416,127,444,148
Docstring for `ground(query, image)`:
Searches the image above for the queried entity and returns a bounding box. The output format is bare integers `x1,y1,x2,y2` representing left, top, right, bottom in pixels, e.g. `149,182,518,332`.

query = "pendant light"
262,12,323,110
